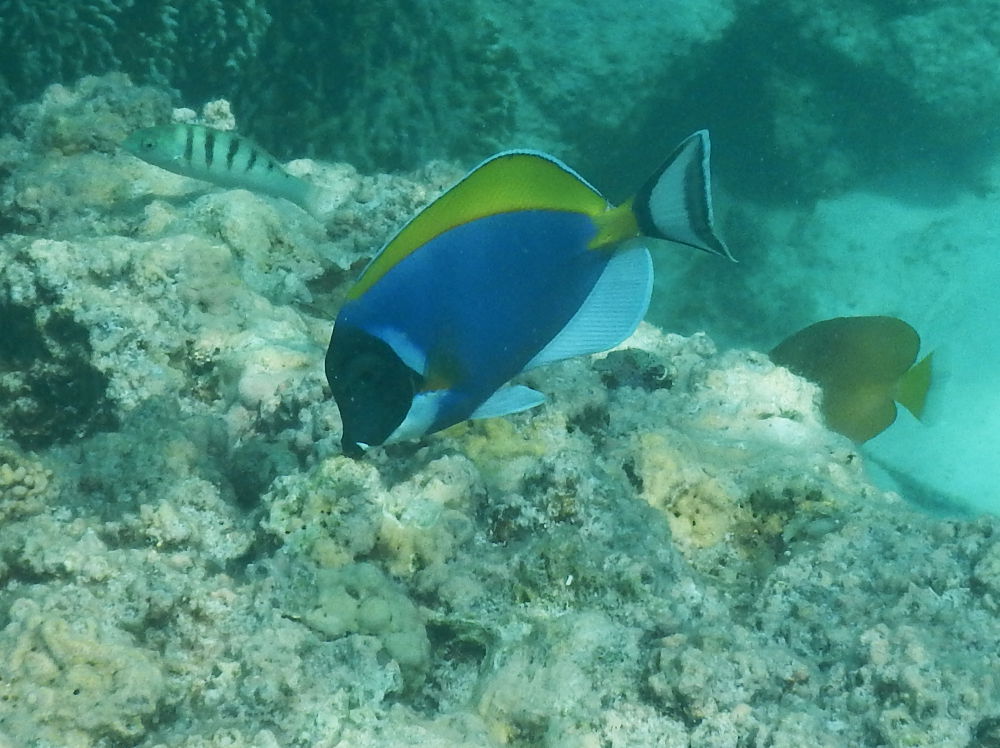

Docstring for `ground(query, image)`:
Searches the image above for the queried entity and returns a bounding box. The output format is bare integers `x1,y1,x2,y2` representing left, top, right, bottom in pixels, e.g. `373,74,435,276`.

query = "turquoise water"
1,2,999,746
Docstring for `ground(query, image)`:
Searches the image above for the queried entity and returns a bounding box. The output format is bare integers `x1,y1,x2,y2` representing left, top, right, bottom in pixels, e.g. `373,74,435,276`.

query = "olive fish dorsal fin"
348,151,609,300
770,316,919,388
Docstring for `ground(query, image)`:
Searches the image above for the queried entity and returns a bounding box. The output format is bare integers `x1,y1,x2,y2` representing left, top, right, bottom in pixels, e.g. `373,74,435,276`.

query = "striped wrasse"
122,123,330,220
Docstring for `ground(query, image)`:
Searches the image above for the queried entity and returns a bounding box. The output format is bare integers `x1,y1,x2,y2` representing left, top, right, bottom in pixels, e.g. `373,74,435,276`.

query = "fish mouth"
341,439,369,459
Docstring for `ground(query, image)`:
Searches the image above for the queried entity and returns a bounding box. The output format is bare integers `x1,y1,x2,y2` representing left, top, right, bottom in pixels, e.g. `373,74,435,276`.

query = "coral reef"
784,0,1000,139
4,0,996,208
0,0,514,172
4,0,999,210
0,441,53,523
300,561,431,686
0,599,165,745
0,75,999,747
0,0,269,119
235,0,518,170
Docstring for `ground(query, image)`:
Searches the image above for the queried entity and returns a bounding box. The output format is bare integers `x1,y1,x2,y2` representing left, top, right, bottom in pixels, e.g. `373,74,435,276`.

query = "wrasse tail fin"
297,182,341,222
633,130,735,261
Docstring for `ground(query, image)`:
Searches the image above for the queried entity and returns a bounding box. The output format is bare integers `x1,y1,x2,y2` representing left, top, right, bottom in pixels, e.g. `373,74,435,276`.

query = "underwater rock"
784,0,1000,140
0,76,998,747
0,74,170,235
0,75,460,457
262,455,383,567
0,441,54,522
301,562,431,688
0,243,118,449
0,598,165,744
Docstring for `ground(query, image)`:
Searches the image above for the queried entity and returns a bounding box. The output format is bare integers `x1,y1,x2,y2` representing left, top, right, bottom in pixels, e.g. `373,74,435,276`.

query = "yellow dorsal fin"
896,351,933,419
348,151,609,299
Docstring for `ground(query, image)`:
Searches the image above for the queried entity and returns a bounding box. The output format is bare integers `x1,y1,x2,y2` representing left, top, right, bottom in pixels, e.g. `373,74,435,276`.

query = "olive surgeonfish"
769,315,934,443
122,123,330,219
327,131,734,455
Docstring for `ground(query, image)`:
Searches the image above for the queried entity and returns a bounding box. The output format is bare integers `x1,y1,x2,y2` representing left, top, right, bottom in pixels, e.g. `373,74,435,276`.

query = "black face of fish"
325,323,421,456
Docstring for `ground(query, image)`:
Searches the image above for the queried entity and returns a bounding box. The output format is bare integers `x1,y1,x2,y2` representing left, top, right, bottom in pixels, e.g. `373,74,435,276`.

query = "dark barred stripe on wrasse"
204,129,215,167
226,137,240,169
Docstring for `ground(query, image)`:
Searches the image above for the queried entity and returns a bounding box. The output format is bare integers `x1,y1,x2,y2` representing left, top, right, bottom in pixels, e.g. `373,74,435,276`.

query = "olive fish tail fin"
633,130,735,261
896,350,934,420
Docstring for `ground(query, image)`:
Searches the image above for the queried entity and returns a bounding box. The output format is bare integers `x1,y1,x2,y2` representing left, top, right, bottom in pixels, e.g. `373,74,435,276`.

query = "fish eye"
351,354,381,385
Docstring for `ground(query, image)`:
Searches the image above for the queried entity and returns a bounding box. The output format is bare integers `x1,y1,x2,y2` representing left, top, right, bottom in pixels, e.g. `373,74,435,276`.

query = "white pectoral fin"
385,390,446,443
469,385,546,420
637,130,735,261
524,243,653,371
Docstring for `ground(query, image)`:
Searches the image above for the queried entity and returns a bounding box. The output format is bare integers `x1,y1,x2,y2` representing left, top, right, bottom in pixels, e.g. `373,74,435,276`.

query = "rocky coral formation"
1,75,999,747
7,0,998,214
663,179,1000,515
0,440,53,527
4,0,999,205
785,0,1000,139
0,75,461,451
0,598,165,745
0,0,269,120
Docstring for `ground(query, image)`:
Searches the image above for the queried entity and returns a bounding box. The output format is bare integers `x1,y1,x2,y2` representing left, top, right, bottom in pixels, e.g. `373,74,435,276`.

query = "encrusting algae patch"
0,600,165,746
635,431,739,550
0,75,999,747
0,441,54,523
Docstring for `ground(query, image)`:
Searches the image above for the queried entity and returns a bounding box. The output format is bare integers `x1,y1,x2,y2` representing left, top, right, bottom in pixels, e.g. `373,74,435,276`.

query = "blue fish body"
336,210,606,432
327,134,733,453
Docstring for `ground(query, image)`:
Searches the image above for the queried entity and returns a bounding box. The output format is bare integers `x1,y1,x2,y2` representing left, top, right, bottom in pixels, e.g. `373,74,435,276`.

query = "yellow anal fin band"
588,200,640,249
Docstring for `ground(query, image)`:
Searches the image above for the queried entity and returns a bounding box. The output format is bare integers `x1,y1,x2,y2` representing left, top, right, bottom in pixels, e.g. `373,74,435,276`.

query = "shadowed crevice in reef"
0,301,117,449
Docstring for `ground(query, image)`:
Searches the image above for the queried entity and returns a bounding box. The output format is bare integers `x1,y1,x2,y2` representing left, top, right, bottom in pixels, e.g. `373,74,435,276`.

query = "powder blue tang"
326,132,733,454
